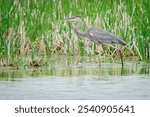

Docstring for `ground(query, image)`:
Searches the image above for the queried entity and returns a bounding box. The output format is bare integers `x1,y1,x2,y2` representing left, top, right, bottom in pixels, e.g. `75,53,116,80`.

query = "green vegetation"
0,0,149,67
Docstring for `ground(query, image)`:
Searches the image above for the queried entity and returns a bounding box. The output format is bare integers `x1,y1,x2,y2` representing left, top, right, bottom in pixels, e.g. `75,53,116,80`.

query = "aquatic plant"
0,0,149,67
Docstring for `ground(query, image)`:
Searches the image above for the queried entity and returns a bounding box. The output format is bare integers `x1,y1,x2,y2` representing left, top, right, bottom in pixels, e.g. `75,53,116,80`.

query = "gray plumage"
87,28,126,45
64,16,126,68
65,16,126,46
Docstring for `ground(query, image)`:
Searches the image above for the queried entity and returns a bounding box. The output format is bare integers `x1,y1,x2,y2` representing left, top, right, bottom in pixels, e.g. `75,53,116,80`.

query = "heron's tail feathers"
113,36,127,46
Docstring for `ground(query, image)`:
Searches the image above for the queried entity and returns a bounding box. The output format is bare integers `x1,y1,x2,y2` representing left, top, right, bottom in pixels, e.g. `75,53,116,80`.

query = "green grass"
0,0,149,67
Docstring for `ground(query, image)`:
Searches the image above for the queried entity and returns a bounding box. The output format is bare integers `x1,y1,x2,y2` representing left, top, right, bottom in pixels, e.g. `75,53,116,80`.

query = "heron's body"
64,16,126,68
67,16,126,46
74,27,126,45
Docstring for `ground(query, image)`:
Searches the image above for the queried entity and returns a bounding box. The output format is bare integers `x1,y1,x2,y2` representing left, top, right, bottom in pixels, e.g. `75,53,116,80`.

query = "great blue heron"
64,16,126,67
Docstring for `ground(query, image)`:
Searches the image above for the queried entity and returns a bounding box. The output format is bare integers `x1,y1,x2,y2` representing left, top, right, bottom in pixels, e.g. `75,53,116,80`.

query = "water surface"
0,56,149,99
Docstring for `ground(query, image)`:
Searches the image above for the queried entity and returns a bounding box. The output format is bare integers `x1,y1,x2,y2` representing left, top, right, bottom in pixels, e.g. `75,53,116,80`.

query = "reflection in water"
0,56,150,100
0,57,149,79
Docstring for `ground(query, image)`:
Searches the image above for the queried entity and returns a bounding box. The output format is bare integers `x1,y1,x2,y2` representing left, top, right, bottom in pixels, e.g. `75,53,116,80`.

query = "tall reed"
0,0,149,66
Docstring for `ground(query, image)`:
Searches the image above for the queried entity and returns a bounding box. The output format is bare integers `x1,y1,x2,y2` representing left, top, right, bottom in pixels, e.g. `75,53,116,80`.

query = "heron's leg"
107,44,124,68
118,49,124,69
98,50,101,67
98,44,103,67
116,45,124,69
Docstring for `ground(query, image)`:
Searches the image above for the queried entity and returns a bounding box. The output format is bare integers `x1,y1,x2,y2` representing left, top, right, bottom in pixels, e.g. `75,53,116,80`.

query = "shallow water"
0,56,150,99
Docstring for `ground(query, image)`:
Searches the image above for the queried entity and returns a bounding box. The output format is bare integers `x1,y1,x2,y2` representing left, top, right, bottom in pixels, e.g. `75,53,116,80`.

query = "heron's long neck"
73,19,87,37
73,18,82,31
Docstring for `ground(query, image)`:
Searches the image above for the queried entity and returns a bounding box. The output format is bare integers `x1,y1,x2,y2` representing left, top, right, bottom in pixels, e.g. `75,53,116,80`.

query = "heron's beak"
63,17,76,22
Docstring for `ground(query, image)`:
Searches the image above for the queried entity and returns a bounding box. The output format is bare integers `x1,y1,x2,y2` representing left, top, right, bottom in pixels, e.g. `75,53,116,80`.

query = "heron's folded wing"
88,28,126,45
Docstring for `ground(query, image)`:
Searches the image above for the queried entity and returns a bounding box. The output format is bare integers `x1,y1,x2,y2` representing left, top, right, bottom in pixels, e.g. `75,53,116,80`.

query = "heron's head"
64,16,81,22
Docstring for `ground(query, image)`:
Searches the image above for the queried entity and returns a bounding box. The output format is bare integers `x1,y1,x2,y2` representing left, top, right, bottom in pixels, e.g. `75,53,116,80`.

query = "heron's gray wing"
87,28,126,45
